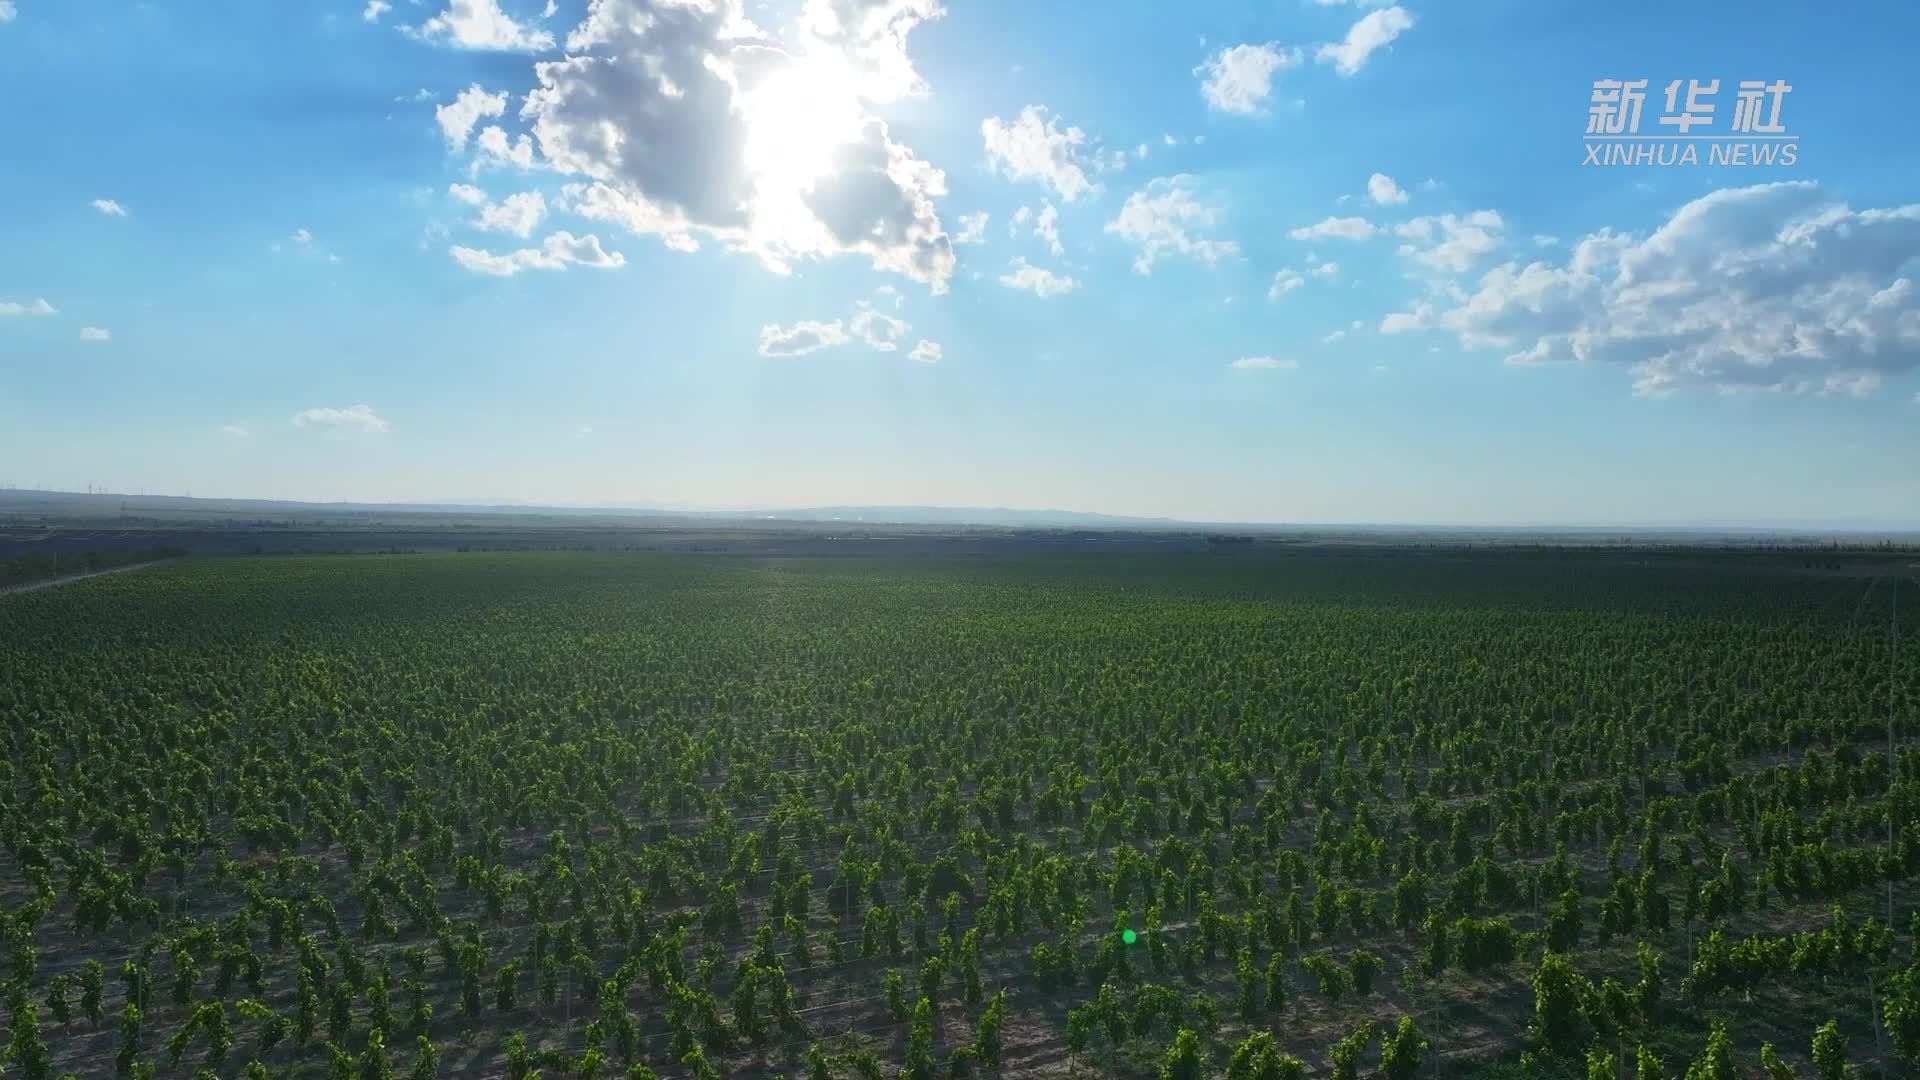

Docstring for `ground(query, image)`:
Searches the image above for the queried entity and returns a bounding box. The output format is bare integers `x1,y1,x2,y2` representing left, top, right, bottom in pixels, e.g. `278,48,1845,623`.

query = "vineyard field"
2,549,1918,1080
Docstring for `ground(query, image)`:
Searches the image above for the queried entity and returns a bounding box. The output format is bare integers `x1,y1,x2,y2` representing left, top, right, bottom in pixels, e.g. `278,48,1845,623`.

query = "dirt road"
0,559,171,599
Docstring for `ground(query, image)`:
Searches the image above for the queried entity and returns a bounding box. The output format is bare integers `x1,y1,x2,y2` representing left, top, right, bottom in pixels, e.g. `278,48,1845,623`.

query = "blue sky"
2,0,1918,526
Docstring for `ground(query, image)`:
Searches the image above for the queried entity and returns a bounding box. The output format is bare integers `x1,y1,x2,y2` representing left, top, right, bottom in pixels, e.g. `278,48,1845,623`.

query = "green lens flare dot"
1122,929,1138,945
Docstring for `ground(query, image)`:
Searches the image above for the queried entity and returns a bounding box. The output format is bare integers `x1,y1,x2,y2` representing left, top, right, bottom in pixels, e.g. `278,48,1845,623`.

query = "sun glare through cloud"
741,55,866,191
737,49,871,254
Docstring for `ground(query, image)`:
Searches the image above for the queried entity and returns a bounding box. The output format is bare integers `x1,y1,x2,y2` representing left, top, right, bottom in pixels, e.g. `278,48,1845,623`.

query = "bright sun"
741,54,866,190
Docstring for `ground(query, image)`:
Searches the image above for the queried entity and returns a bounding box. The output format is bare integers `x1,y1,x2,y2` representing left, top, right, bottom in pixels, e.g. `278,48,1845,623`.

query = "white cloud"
474,190,548,237
1105,175,1239,275
415,0,555,51
850,302,910,351
759,319,850,357
1379,303,1433,334
0,2,15,22
449,230,625,275
399,88,438,104
1290,215,1377,242
953,211,990,245
796,0,945,104
1034,203,1063,256
763,293,924,358
1316,6,1414,75
435,84,506,151
559,183,701,254
908,339,941,364
1194,43,1301,114
1393,181,1920,396
291,405,389,432
1135,143,1149,160
1313,261,1340,278
1231,356,1297,371
448,183,489,207
981,105,1097,202
1533,234,1560,247
527,1,954,292
1269,269,1305,298
474,125,537,170
363,0,391,22
999,257,1078,298
544,1,558,16
220,424,249,438
1321,329,1348,343
275,226,325,256
1394,210,1505,273
1366,173,1407,206
0,298,56,316
91,199,129,217
78,327,110,342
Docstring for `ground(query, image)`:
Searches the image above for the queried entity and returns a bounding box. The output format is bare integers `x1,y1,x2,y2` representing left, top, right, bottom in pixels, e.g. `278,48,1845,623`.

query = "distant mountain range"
722,505,1185,527
0,489,1187,530
3,489,1917,539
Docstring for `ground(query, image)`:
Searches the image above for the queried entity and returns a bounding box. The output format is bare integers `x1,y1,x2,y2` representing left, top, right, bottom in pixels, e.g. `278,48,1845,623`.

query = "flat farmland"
1,550,1916,1080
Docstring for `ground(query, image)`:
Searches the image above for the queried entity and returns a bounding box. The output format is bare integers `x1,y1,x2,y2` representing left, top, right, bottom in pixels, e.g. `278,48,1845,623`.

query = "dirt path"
0,558,171,599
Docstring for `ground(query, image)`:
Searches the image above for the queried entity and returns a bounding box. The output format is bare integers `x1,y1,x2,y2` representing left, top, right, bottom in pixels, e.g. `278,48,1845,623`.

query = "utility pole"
1880,576,1906,1080
1871,971,1888,1079
1893,578,1902,929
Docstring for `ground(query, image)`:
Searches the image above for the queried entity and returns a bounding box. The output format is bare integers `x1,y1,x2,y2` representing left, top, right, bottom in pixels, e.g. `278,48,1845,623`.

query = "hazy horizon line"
4,486,1920,537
